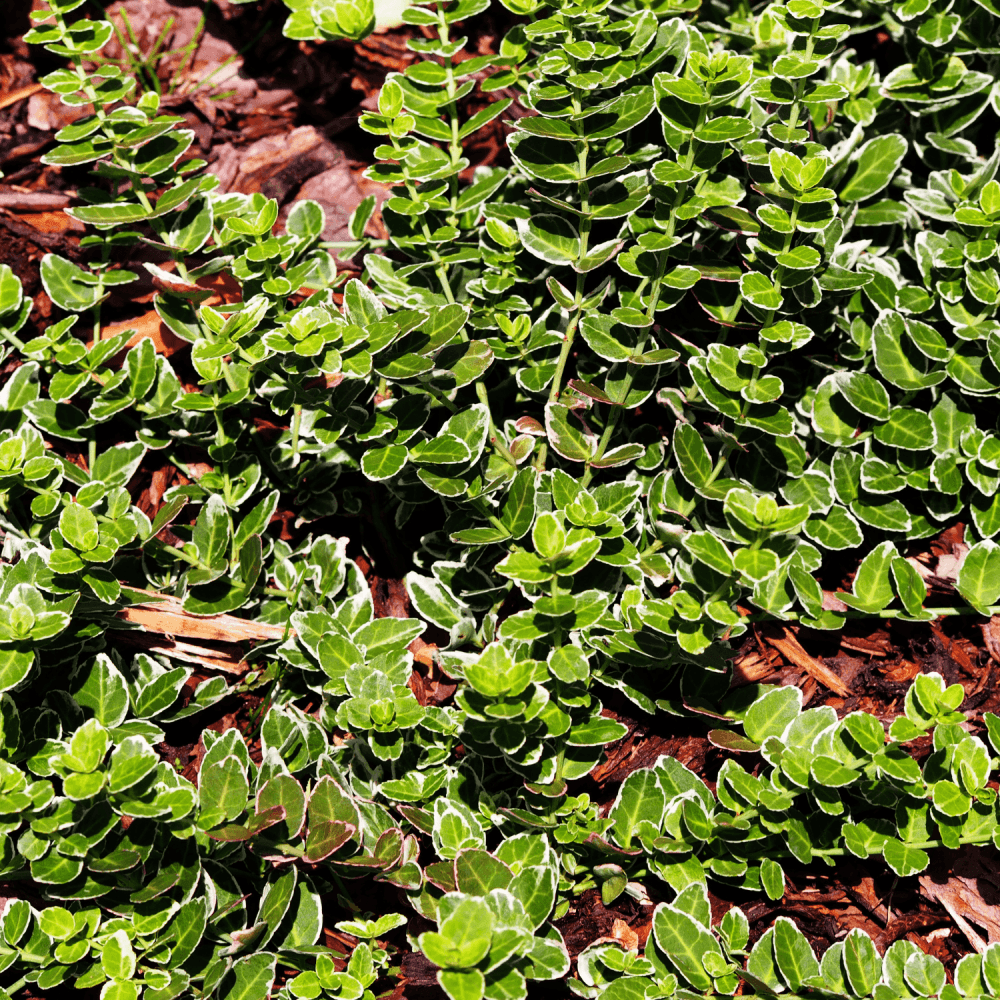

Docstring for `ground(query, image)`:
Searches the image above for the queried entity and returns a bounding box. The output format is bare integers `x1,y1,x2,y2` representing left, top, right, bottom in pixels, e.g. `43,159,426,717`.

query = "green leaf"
744,686,802,744
838,372,890,421
167,899,208,969
501,468,537,539
696,116,754,142
609,768,665,848
509,866,557,930
843,929,880,997
419,897,492,969
882,839,929,876
773,916,820,990
957,540,1000,614
72,653,129,728
0,648,33,693
60,503,100,551
873,312,946,391
258,869,298,945
91,441,146,486
517,214,581,265
842,712,885,755
508,133,581,183
438,969,485,1000
405,573,467,631
673,423,712,487
838,540,896,612
760,858,785,900
233,490,279,552
904,952,946,997
932,779,972,817
361,444,408,481
109,735,158,793
65,717,109,772
684,531,734,575
219,953,278,1000
102,930,136,981
811,755,860,787
652,904,722,990
453,850,513,895
566,717,628,745
891,557,928,617
747,928,782,991
68,202,151,227
303,819,354,862
545,403,597,463
873,407,934,450
804,505,864,550
840,135,908,202
31,853,83,884
201,755,249,821
410,434,472,465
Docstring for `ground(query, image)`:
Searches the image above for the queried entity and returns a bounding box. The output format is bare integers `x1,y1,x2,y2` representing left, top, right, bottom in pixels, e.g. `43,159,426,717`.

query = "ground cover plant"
2,0,1000,996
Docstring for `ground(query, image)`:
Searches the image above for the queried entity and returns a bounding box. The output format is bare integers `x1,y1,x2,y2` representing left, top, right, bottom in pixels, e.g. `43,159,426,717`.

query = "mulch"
4,3,1000,998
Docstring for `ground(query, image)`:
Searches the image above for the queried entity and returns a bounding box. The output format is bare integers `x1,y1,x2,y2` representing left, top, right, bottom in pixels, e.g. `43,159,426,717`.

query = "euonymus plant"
2,0,1000,996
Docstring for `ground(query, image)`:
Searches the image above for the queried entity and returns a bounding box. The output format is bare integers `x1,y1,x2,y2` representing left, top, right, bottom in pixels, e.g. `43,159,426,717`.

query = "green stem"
90,274,105,342
0,329,25,352
809,831,993,860
387,133,455,304
438,4,462,227
742,604,1000,624
704,445,733,488
281,572,307,642
547,300,584,407
476,381,518,468
418,383,459,414
290,404,303,462
581,407,622,489
157,542,203,568
220,360,239,394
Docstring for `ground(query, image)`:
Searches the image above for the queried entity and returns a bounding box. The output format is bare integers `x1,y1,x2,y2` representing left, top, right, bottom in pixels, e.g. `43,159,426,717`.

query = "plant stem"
418,383,459,414
156,542,203,568
386,132,455,304
580,254,665,488
290,404,303,463
742,604,1000,624
547,301,584,407
438,3,462,227
476,381,518,468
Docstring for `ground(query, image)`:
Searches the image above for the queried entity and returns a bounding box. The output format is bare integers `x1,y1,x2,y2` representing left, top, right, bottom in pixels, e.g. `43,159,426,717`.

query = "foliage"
3,0,1000,996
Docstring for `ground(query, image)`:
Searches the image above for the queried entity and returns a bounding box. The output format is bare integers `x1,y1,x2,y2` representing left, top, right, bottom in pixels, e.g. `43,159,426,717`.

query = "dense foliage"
2,0,1000,996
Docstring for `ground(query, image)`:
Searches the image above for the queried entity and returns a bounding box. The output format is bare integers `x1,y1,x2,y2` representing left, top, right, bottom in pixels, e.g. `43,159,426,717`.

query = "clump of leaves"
4,0,1000,996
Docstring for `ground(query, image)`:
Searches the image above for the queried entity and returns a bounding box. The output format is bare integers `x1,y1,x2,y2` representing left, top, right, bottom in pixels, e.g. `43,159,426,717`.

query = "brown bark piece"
763,627,851,697
211,126,344,201
285,156,375,243
919,846,1000,955
731,648,779,686
118,590,289,645
0,82,41,111
982,617,1000,665
115,630,249,675
97,310,190,358
26,90,90,131
919,876,990,954
554,888,650,962
0,188,68,210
